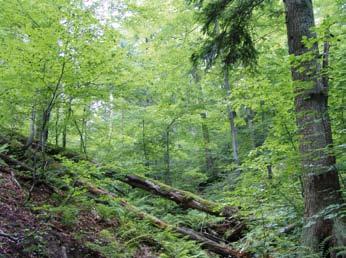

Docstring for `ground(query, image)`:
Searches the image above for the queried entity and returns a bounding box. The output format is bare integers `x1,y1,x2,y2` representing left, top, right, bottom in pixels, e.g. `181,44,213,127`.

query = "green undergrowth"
0,138,211,257
3,132,344,257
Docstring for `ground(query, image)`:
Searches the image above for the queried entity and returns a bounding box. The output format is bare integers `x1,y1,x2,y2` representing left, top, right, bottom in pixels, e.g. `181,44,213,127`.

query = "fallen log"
203,218,246,242
81,181,250,258
0,153,34,172
117,174,239,218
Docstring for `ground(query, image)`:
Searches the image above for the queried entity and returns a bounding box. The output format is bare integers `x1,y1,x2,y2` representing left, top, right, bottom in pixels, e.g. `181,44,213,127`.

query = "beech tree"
283,0,345,255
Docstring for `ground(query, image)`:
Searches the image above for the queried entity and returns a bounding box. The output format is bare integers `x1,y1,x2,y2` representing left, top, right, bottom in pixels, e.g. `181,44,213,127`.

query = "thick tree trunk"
283,0,345,256
118,174,240,218
223,67,240,165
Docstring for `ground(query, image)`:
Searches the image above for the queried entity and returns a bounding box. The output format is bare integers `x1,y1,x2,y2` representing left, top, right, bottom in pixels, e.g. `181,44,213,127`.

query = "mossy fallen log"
118,174,239,218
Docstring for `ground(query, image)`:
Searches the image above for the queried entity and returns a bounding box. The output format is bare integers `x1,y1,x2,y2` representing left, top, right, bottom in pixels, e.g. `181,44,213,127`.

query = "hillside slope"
0,132,246,258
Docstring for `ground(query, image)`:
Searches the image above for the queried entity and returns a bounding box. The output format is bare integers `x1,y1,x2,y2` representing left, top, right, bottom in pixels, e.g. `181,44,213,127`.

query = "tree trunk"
267,164,272,180
283,0,345,256
121,109,125,146
108,93,114,142
164,129,171,184
245,108,256,148
81,106,88,155
142,119,149,167
55,105,60,147
191,68,216,177
73,118,87,157
62,98,72,149
163,118,178,184
26,105,36,147
223,67,239,165
200,112,215,176
36,107,51,151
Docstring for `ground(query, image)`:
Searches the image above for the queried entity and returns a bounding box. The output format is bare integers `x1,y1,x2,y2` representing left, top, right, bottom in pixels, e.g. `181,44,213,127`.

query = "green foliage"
51,204,80,227
85,229,131,258
0,0,345,257
21,229,48,257
190,0,264,67
96,204,119,222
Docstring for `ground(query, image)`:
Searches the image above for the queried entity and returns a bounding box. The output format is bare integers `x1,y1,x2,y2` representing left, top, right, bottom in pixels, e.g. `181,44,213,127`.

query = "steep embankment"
0,133,159,258
0,169,107,257
0,132,249,258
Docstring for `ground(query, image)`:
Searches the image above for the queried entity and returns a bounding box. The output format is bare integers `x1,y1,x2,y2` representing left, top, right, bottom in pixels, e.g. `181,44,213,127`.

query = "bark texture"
283,0,345,256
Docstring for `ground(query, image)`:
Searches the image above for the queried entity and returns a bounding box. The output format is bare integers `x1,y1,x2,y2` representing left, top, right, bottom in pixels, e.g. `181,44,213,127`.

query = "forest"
0,0,345,257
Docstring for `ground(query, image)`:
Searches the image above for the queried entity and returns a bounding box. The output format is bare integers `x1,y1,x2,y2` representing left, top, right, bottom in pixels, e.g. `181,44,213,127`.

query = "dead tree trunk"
118,174,239,218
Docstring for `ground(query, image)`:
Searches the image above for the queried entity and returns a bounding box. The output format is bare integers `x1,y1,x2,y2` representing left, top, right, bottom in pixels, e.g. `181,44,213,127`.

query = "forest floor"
0,155,157,258
0,170,103,257
0,132,248,258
